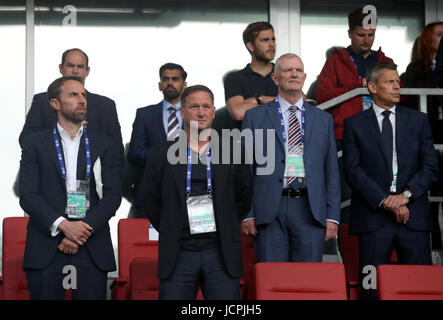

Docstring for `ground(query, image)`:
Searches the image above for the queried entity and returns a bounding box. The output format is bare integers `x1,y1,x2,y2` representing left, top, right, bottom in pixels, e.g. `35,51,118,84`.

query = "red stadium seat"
129,257,159,300
377,265,443,300
110,218,158,299
338,223,359,300
2,217,30,300
129,256,204,300
255,262,347,300
338,223,399,300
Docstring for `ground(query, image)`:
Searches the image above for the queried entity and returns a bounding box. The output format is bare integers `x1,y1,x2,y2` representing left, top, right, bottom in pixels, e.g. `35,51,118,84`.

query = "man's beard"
62,109,86,124
163,87,181,101
254,50,274,64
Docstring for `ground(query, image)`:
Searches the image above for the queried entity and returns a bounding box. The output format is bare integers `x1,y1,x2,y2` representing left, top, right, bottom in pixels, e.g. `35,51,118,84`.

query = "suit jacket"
127,102,168,213
343,106,439,234
127,102,166,168
19,91,123,162
144,139,252,280
241,100,341,227
19,130,122,271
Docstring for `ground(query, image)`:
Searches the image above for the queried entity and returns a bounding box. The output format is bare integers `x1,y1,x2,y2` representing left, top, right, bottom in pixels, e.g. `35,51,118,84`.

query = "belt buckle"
294,189,301,198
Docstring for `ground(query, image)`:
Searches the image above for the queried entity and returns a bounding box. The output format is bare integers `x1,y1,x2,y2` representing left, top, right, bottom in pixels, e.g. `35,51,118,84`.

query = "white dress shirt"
372,103,398,193
50,123,84,236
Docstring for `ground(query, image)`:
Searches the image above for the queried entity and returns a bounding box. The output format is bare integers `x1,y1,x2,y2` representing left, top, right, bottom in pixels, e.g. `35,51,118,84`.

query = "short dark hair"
243,21,274,47
61,48,89,67
180,85,214,107
366,61,398,84
159,63,187,81
47,76,84,101
348,8,376,31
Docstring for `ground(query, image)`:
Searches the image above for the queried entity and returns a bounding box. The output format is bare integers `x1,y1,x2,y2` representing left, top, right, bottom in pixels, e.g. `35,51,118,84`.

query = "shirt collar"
162,99,181,112
277,95,304,113
372,102,396,117
245,63,275,76
57,122,84,141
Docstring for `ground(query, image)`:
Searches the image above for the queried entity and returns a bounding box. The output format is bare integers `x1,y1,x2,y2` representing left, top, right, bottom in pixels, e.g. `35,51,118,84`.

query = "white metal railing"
316,87,443,205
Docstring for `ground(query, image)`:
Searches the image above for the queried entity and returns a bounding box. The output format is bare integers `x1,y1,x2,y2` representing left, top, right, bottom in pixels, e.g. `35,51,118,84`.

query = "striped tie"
287,105,302,184
167,106,179,140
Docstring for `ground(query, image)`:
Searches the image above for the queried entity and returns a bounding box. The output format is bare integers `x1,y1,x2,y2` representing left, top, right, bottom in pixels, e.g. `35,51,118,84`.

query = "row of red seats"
1,217,443,300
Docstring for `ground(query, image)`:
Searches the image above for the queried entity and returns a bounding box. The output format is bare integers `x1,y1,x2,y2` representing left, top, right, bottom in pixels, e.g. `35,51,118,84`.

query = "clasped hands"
382,194,410,224
57,220,93,255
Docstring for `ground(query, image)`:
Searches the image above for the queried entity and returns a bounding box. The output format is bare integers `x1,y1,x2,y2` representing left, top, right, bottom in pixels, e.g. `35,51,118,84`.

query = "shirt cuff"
326,219,339,225
50,217,66,237
242,217,255,223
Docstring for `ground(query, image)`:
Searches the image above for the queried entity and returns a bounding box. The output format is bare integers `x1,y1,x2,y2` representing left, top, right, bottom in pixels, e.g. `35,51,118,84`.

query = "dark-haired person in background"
127,63,187,218
224,21,278,126
401,22,443,250
316,7,394,225
20,76,121,299
343,62,439,300
19,48,123,161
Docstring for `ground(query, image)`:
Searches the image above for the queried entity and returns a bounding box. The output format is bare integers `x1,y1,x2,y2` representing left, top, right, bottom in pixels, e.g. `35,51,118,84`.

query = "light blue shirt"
162,100,183,135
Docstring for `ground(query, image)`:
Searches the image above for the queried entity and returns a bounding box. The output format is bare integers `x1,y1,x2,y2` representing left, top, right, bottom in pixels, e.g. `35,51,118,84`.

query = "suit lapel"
266,102,285,152
76,135,87,180
211,145,227,205
45,131,66,188
302,102,313,155
157,102,168,141
395,106,406,176
172,160,187,206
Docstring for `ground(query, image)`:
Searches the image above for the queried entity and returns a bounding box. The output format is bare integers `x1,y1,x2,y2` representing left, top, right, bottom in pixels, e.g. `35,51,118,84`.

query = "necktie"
381,110,393,179
167,106,179,140
287,105,302,185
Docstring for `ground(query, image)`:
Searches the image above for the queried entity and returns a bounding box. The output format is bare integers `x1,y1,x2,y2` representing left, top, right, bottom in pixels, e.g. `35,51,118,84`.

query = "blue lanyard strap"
53,127,91,180
275,97,305,144
186,145,212,197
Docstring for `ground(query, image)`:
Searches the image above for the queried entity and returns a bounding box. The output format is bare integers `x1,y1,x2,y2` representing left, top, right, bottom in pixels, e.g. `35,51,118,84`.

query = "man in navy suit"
241,53,341,262
19,48,123,163
19,76,121,299
128,63,187,218
343,62,439,300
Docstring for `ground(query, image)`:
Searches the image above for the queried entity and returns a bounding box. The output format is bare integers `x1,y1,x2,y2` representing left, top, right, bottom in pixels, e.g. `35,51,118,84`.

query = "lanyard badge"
185,146,216,235
53,127,91,219
275,98,306,179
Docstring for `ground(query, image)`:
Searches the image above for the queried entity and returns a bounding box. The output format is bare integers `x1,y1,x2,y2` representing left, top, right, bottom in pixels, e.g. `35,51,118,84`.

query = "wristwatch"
402,190,412,200
254,94,262,105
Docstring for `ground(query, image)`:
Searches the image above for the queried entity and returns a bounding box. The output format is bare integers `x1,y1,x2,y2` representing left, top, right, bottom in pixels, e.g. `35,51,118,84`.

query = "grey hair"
274,53,303,73
366,61,398,84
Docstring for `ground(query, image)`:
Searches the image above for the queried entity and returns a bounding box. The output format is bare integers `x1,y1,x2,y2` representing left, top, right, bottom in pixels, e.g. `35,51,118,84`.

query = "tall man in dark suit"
343,62,439,300
241,53,341,262
19,48,123,162
128,63,187,218
144,85,252,300
19,76,122,299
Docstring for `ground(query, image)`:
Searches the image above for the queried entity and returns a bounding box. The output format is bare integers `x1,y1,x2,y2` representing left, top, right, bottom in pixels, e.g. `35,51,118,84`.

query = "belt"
282,188,307,198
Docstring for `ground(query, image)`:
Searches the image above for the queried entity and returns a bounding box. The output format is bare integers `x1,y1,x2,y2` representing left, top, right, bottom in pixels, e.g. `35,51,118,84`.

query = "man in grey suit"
241,53,341,262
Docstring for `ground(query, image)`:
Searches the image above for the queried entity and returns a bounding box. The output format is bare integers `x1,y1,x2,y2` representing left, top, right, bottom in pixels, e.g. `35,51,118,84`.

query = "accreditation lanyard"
186,145,212,198
275,97,305,144
349,55,362,80
53,127,91,180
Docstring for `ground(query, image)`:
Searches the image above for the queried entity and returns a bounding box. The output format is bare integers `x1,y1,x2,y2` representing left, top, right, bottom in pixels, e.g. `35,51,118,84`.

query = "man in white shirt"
19,76,121,299
241,53,341,262
343,62,439,299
